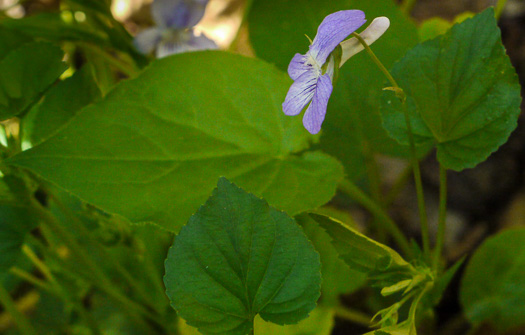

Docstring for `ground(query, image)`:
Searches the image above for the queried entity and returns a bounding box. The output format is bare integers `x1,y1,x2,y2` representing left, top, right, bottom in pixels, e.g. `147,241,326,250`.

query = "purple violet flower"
134,0,217,58
282,11,390,134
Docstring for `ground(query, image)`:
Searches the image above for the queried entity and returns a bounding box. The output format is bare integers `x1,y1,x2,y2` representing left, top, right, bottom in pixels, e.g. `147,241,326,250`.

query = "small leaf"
8,51,343,231
381,279,412,297
0,41,67,120
164,178,321,335
423,257,464,308
460,228,525,332
296,214,366,305
25,64,101,145
381,8,522,171
309,214,412,275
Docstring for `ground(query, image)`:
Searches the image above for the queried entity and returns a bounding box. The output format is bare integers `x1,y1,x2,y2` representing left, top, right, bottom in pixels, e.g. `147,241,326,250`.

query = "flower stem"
0,283,35,335
334,305,372,327
433,163,448,272
339,179,411,256
352,32,431,262
350,33,401,97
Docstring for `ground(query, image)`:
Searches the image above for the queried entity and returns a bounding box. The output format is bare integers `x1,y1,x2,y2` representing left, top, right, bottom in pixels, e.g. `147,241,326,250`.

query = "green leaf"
0,27,32,61
164,178,321,335
309,214,412,275
417,17,451,42
2,13,108,46
381,8,522,171
7,51,343,232
0,41,67,120
296,214,366,305
2,12,147,67
254,306,334,335
460,228,525,332
0,202,37,273
248,0,424,179
26,65,101,145
180,306,334,335
423,257,464,308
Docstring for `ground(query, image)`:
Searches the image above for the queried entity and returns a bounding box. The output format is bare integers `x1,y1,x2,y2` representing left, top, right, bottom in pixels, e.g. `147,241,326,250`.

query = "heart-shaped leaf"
8,51,343,231
381,8,521,171
164,178,321,335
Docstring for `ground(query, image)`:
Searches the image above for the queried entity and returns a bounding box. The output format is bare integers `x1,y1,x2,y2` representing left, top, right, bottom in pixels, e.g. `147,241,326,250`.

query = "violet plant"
0,0,523,335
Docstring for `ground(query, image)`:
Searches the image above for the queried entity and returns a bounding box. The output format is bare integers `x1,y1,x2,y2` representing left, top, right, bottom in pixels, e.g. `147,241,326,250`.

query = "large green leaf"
0,41,67,120
2,13,108,46
0,202,37,273
248,0,422,179
460,228,525,332
164,178,321,335
2,12,146,67
0,27,32,61
26,64,101,145
8,51,343,231
381,8,522,171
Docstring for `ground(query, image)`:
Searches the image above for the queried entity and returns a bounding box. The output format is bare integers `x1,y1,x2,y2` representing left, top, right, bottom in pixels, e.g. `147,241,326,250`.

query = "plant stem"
0,283,36,335
433,163,448,272
22,245,54,284
495,0,508,20
350,33,400,96
334,305,372,327
339,179,411,256
9,267,54,293
400,0,417,15
352,32,431,262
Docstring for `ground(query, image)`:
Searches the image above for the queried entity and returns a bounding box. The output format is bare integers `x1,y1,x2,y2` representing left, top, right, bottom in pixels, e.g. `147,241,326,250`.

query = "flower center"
305,53,322,76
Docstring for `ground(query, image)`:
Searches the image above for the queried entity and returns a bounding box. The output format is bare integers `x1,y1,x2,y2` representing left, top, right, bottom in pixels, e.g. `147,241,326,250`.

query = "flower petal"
152,0,208,29
303,73,333,134
134,27,162,54
187,32,217,50
309,10,366,66
288,53,308,80
156,30,216,57
340,17,390,66
282,70,318,116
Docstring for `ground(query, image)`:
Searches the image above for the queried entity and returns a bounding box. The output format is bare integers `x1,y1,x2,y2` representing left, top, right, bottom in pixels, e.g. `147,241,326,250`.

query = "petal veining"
288,53,308,81
282,70,318,116
309,10,366,66
302,74,333,134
